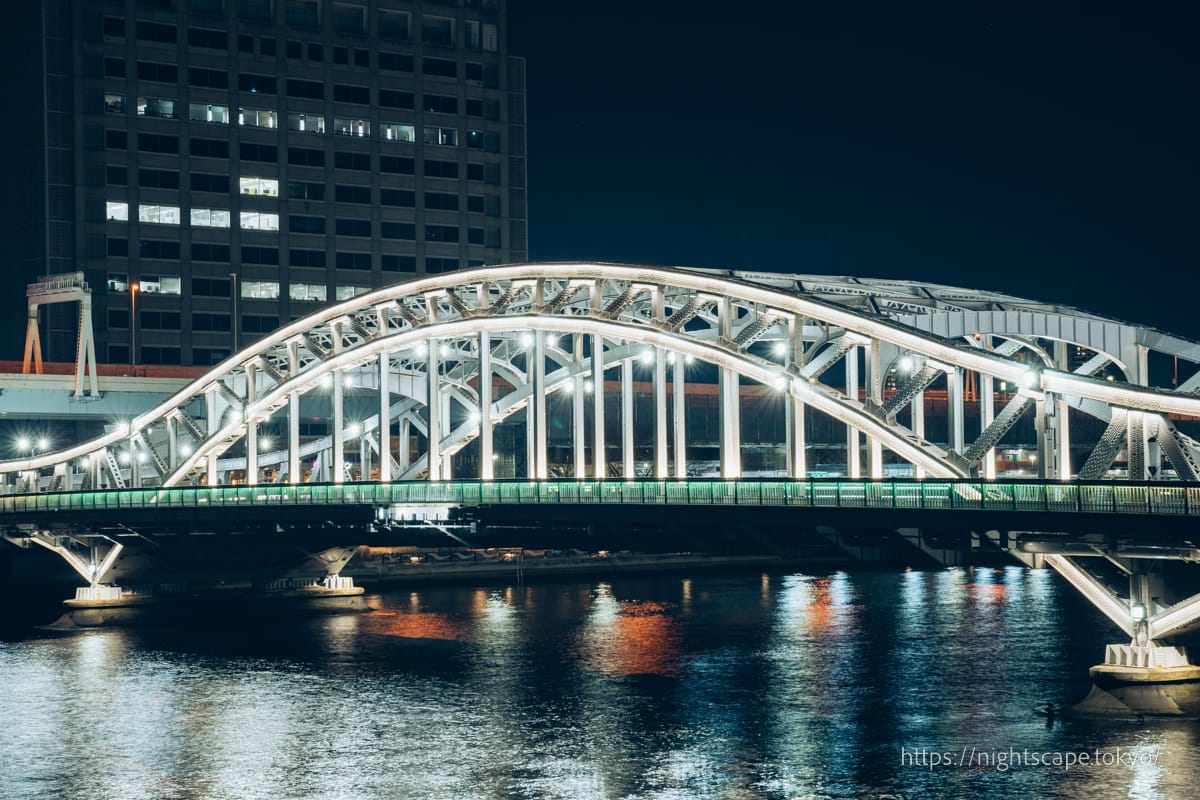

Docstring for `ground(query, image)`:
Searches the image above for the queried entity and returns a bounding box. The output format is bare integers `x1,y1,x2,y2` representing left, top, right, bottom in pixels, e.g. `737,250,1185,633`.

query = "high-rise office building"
0,0,526,367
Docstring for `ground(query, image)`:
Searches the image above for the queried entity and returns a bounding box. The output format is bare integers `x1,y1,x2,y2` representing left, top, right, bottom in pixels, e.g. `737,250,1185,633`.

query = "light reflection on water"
1,568,1198,799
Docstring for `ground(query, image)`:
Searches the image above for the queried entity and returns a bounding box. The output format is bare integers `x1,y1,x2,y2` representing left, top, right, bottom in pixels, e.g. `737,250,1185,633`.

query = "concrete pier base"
44,578,372,630
1076,663,1200,716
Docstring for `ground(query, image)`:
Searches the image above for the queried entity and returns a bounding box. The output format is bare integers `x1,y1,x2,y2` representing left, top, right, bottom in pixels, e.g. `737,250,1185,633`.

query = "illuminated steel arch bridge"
3,262,1199,492
5,263,1200,694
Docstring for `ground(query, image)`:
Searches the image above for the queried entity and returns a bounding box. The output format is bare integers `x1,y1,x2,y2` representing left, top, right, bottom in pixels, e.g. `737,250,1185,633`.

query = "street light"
130,280,140,372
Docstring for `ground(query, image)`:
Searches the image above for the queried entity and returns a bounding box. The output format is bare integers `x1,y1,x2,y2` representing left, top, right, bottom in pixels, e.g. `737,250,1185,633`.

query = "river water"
1,567,1197,799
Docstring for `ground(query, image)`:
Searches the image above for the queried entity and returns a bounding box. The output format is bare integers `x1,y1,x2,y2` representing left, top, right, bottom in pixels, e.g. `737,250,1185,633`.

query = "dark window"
423,94,457,115
466,99,483,118
108,309,130,328
423,58,456,78
192,243,231,262
138,133,179,154
425,224,459,243
287,181,325,200
242,315,279,334
260,37,276,55
106,166,128,185
334,152,370,171
289,248,326,267
381,255,416,272
287,79,323,100
425,192,459,211
191,172,230,192
192,312,231,331
378,52,413,73
422,19,454,48
141,346,182,365
289,215,325,234
335,185,371,204
288,147,325,167
141,310,182,330
308,43,323,61
467,163,484,181
192,277,232,297
238,0,271,21
189,67,228,88
191,138,230,158
240,142,278,162
137,61,178,83
378,89,414,109
241,246,279,264
103,17,125,37
332,4,365,33
380,156,415,175
381,222,415,240
188,0,226,15
194,348,230,365
467,195,484,213
425,257,459,274
108,237,129,257
425,160,458,179
333,84,370,104
468,227,485,245
355,49,369,67
466,130,484,149
188,28,228,49
378,11,410,41
139,168,180,189
239,73,276,94
465,62,484,83
333,46,348,65
335,252,371,270
380,189,415,207
285,0,320,28
140,240,182,259
106,130,128,150
136,21,177,44
335,218,371,237
238,34,254,53
286,40,302,59
104,58,126,78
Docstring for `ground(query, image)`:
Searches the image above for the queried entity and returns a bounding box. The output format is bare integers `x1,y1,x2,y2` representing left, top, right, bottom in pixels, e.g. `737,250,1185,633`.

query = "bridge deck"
3,479,1199,518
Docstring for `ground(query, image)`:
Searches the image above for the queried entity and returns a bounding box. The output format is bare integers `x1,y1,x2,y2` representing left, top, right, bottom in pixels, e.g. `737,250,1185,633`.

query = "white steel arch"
2,263,1199,491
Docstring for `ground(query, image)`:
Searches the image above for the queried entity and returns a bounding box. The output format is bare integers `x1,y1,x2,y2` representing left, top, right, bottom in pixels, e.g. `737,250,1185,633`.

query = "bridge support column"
947,367,965,456
912,391,926,479
845,346,860,478
427,337,441,481
574,334,587,479
379,351,392,483
719,367,741,479
1054,341,1072,479
479,332,493,481
673,355,687,479
332,369,345,484
866,339,883,479
205,386,220,486
980,373,995,480
533,331,548,479
786,314,806,479
654,346,668,479
592,334,606,478
622,356,635,479
245,365,258,485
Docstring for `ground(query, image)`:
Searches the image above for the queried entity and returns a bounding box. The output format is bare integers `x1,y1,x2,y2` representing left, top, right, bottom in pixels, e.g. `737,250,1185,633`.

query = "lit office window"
381,123,415,142
105,94,126,113
290,282,327,302
191,208,231,228
241,280,281,299
239,177,279,196
423,127,458,146
140,275,182,295
239,107,278,128
137,97,177,119
107,273,129,292
188,103,230,124
287,112,325,133
138,204,181,225
240,211,280,231
333,117,370,137
106,202,129,221
336,285,369,300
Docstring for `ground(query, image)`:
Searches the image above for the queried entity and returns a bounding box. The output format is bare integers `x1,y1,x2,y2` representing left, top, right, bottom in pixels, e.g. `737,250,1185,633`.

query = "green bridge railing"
2,479,1200,517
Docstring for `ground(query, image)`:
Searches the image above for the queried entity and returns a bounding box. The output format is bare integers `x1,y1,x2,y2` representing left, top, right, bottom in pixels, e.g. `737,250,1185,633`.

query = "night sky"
509,1,1199,338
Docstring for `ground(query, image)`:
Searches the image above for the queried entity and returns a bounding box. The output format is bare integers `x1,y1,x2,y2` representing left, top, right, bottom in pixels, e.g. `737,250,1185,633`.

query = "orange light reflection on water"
361,610,470,642
584,599,682,678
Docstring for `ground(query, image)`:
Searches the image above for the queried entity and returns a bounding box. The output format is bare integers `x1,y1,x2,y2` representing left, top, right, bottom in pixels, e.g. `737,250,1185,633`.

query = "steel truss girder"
5,263,1200,490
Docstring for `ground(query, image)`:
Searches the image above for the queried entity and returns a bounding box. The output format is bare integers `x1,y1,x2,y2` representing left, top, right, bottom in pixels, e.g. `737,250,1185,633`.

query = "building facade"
1,0,526,366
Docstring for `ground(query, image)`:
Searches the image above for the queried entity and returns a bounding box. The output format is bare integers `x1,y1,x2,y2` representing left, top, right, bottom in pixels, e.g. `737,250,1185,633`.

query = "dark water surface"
1,567,1197,799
